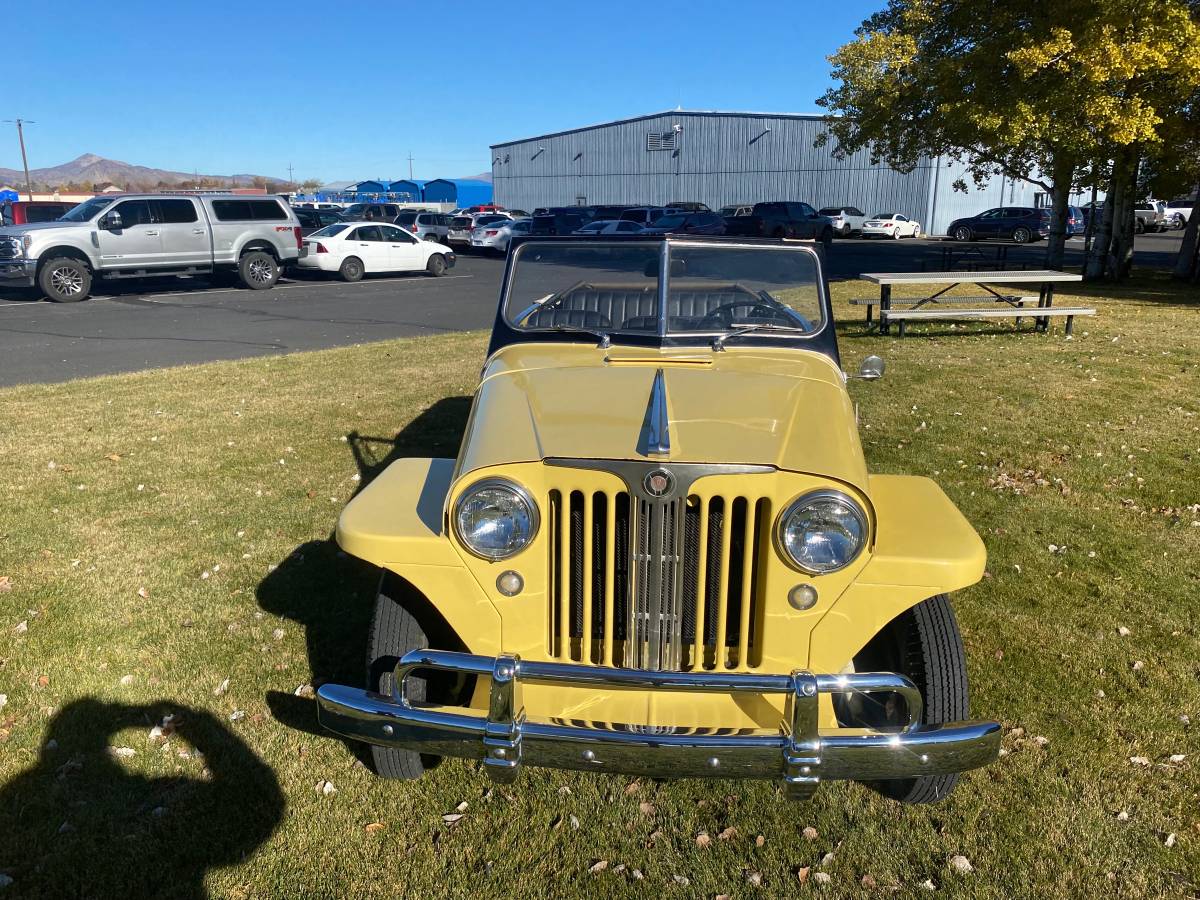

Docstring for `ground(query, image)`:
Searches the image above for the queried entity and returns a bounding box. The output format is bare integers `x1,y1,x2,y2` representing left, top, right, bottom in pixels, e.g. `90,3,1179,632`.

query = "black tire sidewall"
366,577,433,779
39,257,92,302
1013,227,1030,244
426,254,446,276
954,226,971,242
840,594,969,804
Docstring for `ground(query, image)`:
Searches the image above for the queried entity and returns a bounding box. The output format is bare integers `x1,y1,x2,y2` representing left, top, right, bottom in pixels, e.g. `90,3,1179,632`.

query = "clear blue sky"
9,0,879,182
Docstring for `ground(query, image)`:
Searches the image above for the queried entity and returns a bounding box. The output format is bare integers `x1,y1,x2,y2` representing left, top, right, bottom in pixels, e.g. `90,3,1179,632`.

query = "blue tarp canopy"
348,180,387,194
388,179,426,201
423,179,492,207
0,189,19,202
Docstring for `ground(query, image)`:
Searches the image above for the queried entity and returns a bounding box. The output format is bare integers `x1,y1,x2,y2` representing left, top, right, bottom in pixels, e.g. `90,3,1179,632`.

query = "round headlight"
777,490,868,574
453,478,539,561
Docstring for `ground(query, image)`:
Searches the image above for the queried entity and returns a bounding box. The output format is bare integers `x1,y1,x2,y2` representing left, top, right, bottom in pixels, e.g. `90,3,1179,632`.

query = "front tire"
366,582,434,780
953,225,972,242
1011,226,1032,244
425,253,447,277
39,257,92,302
238,251,280,290
834,594,969,804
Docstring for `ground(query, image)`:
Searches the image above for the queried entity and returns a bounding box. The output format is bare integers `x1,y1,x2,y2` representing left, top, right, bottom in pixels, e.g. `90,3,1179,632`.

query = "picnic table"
856,269,1090,337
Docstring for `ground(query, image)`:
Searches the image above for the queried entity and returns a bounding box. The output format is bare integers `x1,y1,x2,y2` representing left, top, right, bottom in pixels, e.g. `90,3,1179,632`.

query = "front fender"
336,458,502,655
808,475,986,674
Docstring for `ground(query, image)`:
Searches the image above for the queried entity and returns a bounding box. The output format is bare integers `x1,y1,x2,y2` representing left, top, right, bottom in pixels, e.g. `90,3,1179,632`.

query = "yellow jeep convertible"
317,236,1000,803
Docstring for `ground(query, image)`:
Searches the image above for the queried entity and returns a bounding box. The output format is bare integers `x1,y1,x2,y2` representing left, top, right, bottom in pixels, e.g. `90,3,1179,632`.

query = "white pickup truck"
0,193,303,302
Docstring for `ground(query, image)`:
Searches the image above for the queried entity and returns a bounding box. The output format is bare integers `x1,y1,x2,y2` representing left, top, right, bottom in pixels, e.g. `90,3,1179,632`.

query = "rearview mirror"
98,212,122,231
852,355,885,381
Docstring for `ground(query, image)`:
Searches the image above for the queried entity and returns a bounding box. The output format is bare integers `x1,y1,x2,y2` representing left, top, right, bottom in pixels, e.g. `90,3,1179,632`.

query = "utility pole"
408,152,414,180
287,162,294,188
4,118,35,200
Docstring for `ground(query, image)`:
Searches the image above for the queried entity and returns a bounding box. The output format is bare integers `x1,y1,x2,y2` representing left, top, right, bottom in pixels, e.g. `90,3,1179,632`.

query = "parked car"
293,206,345,235
574,219,648,235
1165,199,1195,228
531,207,595,235
641,211,727,236
618,206,682,227
449,213,511,248
465,204,505,214
666,201,711,212
297,221,454,281
314,234,1002,803
1134,200,1167,234
1,200,73,226
946,207,1049,243
718,204,754,218
507,209,530,218
395,211,451,243
818,206,868,237
1065,205,1085,236
341,202,403,221
0,193,302,302
861,213,921,239
471,218,531,253
722,202,835,246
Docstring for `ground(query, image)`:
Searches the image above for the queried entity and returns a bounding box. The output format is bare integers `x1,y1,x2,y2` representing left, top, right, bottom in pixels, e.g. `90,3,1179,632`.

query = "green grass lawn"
0,276,1197,898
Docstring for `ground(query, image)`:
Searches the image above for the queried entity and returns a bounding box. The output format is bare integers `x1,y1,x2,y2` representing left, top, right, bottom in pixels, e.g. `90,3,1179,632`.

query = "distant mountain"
460,172,492,183
0,154,284,190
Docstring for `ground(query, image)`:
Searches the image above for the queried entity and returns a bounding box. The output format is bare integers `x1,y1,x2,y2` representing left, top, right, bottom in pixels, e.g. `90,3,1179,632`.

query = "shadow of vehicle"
0,698,284,899
256,396,473,745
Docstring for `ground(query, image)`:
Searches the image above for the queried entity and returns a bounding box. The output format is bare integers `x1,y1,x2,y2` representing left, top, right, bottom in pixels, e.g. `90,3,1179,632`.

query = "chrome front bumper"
316,650,1000,799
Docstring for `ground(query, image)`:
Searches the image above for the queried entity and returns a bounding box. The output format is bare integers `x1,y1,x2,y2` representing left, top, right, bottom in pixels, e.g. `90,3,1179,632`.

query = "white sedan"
296,222,455,281
861,213,922,239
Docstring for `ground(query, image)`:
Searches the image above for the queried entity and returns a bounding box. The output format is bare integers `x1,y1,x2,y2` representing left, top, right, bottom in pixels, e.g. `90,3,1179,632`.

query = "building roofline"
489,109,830,148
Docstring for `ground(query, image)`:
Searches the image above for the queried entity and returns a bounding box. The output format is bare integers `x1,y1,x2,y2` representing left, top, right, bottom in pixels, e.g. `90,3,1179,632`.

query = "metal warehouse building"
491,110,1054,236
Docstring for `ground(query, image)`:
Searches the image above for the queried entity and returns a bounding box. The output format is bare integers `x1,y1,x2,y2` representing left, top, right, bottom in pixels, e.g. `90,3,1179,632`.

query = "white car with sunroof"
297,222,455,281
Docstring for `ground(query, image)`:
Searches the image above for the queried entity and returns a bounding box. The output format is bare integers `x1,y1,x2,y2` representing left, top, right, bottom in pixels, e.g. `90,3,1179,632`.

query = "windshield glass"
395,212,417,224
818,208,842,216
872,213,894,219
60,197,115,222
504,241,824,341
310,223,350,238
652,215,687,229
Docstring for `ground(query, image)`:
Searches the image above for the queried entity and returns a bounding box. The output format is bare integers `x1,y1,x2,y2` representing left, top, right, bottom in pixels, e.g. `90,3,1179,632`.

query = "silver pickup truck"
0,193,303,302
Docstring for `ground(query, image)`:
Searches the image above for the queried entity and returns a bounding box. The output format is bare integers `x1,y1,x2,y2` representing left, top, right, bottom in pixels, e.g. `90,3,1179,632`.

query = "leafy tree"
300,178,321,193
819,0,1200,275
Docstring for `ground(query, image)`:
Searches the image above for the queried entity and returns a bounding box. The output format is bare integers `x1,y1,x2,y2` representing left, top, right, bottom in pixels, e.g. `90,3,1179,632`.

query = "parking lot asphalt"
0,231,1184,387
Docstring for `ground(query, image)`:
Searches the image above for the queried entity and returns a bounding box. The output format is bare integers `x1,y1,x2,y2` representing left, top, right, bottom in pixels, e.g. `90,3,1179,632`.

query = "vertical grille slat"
547,473,767,672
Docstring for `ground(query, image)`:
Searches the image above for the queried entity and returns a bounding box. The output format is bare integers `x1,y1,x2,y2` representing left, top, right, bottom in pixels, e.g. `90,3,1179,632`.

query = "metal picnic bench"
854,269,1092,337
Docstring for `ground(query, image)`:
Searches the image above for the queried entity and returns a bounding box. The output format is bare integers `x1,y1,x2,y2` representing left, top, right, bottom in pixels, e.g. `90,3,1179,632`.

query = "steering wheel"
698,300,786,329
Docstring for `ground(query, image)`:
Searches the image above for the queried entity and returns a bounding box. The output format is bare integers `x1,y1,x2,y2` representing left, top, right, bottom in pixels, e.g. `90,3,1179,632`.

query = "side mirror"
98,212,122,231
852,355,885,381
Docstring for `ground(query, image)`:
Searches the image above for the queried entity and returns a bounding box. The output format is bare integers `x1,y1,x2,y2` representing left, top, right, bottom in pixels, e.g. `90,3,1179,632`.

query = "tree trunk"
1114,187,1137,280
1173,188,1200,281
1086,158,1122,281
1042,157,1075,270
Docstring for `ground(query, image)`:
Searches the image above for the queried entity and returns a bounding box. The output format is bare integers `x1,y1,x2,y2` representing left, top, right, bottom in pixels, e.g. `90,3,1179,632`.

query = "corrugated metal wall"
491,111,1055,235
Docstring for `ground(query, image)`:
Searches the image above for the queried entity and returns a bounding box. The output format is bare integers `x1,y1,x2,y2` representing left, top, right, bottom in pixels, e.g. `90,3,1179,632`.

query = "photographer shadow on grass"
257,396,473,749
0,698,283,899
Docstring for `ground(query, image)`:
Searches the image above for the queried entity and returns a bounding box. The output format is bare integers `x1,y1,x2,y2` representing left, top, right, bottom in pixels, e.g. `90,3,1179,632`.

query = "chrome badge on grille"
643,468,674,498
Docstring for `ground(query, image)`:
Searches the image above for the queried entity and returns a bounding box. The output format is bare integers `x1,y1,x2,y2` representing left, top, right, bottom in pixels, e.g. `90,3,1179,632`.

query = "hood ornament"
636,368,671,457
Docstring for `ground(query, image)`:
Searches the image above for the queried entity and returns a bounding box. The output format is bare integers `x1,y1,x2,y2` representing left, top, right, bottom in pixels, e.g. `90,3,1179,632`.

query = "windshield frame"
487,235,838,364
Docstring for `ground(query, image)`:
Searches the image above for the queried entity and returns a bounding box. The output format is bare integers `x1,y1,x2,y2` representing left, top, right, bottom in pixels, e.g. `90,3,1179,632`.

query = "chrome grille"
546,462,770,672
0,238,21,260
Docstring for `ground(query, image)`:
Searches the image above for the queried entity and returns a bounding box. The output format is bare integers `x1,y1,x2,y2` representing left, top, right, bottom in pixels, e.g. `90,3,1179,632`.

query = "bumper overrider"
316,650,1000,799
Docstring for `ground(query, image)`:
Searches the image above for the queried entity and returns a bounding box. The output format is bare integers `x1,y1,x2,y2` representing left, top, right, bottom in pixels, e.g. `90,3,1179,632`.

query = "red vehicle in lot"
1,200,73,226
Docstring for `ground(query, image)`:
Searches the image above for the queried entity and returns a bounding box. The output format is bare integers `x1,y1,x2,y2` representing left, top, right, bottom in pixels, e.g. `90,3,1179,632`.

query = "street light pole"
5,118,35,200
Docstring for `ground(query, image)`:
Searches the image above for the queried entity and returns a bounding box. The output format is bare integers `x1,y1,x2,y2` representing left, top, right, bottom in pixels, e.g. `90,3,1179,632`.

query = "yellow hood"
457,343,870,492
